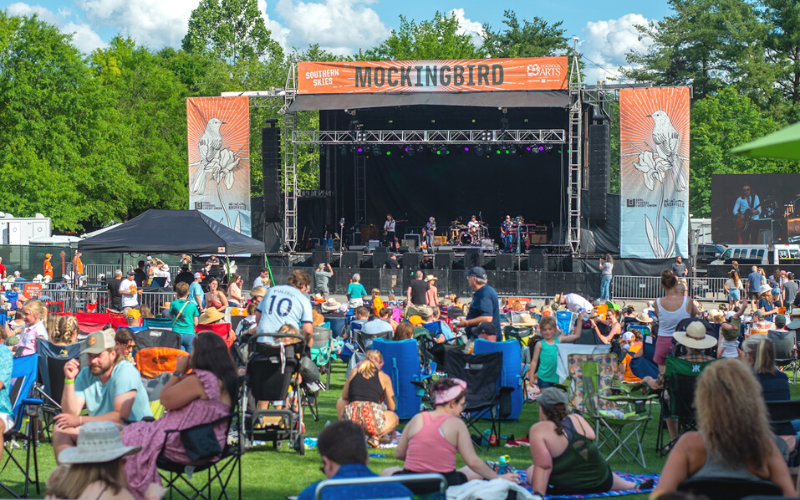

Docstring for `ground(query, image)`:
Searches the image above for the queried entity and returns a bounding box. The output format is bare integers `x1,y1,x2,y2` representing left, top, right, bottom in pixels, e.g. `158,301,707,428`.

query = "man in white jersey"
255,270,314,347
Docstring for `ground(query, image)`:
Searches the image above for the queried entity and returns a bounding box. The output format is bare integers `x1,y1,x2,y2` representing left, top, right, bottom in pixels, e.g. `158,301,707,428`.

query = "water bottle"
497,455,510,475
482,428,491,446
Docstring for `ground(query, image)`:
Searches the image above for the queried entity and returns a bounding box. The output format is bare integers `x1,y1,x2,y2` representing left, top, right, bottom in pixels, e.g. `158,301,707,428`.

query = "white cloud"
6,2,106,53
63,22,108,53
449,8,483,47
257,0,290,49
76,0,197,50
275,0,389,55
581,13,651,83
6,2,61,24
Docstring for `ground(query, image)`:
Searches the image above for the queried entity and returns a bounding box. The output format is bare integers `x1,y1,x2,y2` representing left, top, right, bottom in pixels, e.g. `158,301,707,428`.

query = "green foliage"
482,10,570,57
182,0,283,65
761,0,800,122
689,87,798,217
363,11,483,60
624,0,769,101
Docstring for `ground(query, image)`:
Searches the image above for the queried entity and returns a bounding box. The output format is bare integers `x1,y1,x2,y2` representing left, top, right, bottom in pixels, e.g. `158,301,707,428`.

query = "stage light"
340,146,347,156
386,150,391,156
475,145,483,155
538,146,545,152
464,146,470,152
372,144,381,156
496,149,501,154
525,146,532,151
407,147,415,157
357,147,363,153
436,150,442,155
545,145,553,152
505,149,510,154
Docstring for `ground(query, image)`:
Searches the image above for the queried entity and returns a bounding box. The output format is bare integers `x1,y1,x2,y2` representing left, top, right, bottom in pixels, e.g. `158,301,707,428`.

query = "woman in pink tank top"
380,378,518,486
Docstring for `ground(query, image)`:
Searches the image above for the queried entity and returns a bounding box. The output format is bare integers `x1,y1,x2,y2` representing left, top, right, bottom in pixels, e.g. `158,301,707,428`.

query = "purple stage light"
464,147,469,152
526,147,531,151
538,146,544,151
404,147,408,152
357,147,363,153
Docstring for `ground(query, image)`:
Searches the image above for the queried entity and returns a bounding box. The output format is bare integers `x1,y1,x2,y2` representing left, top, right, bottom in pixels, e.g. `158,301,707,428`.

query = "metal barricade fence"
85,264,181,282
611,275,728,301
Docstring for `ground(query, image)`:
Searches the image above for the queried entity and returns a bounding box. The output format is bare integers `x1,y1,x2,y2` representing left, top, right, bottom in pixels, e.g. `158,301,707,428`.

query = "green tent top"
731,121,800,160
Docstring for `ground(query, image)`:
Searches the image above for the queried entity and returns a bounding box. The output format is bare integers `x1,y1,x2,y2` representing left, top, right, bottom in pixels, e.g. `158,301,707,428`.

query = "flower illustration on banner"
190,117,244,227
624,110,688,259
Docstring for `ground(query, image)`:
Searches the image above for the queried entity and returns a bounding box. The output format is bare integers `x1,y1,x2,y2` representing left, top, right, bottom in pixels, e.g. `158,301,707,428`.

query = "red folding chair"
195,323,234,348
45,301,64,313
75,312,112,334
110,317,128,330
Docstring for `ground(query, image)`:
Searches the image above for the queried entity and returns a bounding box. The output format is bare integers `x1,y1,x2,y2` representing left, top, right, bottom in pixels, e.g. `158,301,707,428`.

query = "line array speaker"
262,126,282,222
588,124,609,224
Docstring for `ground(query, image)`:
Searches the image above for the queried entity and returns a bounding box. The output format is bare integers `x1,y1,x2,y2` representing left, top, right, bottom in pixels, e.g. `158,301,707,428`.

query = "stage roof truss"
291,129,566,145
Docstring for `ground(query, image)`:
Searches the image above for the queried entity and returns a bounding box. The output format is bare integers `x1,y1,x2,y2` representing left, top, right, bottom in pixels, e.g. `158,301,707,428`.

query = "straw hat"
425,275,438,282
161,264,170,272
198,308,225,324
321,298,341,312
673,321,716,350
58,421,141,465
161,302,171,309
635,312,653,323
515,313,538,327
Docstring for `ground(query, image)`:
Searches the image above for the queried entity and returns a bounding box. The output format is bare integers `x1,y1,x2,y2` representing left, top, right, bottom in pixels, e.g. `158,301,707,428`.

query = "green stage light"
386,151,391,156
496,150,501,154
436,150,441,155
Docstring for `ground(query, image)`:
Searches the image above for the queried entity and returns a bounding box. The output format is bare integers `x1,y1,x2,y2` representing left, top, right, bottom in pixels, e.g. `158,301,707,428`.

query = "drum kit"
448,219,489,246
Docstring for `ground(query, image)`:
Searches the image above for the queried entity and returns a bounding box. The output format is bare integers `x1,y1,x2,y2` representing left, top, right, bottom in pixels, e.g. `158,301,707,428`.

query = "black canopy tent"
78,210,266,255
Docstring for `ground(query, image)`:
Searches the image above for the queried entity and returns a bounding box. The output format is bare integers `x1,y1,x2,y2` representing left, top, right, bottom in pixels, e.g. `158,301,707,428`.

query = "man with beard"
52,329,151,463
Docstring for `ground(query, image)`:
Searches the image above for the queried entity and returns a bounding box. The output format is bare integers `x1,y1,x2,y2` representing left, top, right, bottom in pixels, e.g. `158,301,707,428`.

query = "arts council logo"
526,64,540,77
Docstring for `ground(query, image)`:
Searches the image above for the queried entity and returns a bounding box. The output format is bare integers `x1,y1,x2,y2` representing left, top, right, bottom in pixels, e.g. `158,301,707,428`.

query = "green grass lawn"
4,363,800,499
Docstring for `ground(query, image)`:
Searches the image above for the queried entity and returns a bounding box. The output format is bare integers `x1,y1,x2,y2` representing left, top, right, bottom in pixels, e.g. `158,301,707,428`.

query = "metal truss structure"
291,129,566,145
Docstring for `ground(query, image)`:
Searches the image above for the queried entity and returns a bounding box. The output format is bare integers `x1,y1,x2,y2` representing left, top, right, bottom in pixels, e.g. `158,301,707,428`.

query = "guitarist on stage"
733,185,760,244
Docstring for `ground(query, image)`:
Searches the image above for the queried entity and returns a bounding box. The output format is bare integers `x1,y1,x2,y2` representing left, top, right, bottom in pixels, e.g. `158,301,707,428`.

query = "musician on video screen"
732,185,760,243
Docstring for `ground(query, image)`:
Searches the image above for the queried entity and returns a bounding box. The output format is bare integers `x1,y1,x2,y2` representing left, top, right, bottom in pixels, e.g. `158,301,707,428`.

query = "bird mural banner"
620,87,690,259
187,96,251,237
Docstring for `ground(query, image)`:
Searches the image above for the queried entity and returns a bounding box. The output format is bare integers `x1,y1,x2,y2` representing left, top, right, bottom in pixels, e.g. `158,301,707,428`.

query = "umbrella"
730,121,800,160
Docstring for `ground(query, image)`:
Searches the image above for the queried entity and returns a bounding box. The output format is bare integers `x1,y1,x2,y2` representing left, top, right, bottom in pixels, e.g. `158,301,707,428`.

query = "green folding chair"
656,356,716,456
576,360,658,468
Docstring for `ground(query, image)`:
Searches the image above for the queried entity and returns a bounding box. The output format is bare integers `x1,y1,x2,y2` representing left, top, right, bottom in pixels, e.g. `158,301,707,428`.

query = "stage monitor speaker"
349,245,366,252
398,245,415,253
262,126,282,222
529,249,548,271
313,249,332,268
340,251,360,269
403,252,423,269
438,246,456,252
588,124,609,224
464,248,483,269
497,254,516,271
435,252,454,269
373,246,389,258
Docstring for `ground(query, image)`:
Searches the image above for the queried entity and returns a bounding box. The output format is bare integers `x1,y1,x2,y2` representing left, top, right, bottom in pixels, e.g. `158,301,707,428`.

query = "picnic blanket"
518,470,659,499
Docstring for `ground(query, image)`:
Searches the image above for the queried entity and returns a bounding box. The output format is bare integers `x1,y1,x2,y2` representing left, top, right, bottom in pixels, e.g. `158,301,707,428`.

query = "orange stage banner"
298,57,569,94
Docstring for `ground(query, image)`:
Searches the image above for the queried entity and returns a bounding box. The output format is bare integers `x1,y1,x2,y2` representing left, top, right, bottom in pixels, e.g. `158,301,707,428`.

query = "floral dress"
122,369,231,500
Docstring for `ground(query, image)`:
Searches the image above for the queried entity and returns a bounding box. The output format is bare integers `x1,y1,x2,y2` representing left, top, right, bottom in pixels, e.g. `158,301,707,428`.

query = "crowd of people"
2,252,800,500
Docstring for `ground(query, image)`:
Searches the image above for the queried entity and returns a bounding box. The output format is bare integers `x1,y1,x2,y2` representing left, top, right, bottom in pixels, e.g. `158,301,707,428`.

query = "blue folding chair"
473,339,524,421
556,310,575,335
143,317,173,330
326,316,346,339
1,354,44,498
373,338,435,419
628,324,651,337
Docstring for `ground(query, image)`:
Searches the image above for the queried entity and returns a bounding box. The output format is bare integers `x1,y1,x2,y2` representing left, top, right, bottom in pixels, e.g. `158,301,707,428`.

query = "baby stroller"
240,333,308,455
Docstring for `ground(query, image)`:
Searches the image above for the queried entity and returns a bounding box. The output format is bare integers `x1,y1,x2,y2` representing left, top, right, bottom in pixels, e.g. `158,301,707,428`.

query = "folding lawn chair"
36,341,81,432
133,328,182,350
443,350,513,450
473,339,525,421
373,338,435,419
196,323,234,348
556,310,575,335
572,360,658,468
310,326,334,390
143,317,174,330
0,354,44,498
157,379,243,500
503,325,535,365
678,476,782,500
656,355,716,456
765,400,800,465
768,330,797,383
74,312,111,334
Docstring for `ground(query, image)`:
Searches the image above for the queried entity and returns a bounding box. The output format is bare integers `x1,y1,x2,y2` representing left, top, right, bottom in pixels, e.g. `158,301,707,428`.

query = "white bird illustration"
191,118,225,194
648,110,687,192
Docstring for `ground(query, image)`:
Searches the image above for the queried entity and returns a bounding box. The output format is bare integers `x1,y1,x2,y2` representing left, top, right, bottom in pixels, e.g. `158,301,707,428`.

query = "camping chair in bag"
0,354,44,498
157,379,243,500
573,360,657,468
443,350,513,450
656,356,716,456
373,338,435,419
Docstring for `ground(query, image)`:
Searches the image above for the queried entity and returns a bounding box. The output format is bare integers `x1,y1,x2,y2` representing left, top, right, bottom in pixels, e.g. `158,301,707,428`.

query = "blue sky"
1,0,674,81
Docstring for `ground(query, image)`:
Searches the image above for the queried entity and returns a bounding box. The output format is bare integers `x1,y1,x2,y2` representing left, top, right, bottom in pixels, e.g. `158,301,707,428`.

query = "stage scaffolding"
223,52,602,255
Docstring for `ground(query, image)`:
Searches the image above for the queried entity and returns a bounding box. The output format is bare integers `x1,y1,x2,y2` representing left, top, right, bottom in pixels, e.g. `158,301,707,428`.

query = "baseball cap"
537,387,568,409
464,266,486,279
475,321,497,337
755,309,765,319
81,329,116,355
193,272,203,279
126,270,135,277
776,314,786,326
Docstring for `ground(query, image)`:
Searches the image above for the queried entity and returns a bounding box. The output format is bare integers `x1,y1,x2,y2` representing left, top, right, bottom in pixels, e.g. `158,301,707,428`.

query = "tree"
760,0,800,122
482,10,570,58
689,87,797,217
182,0,283,65
624,0,769,101
364,12,483,60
